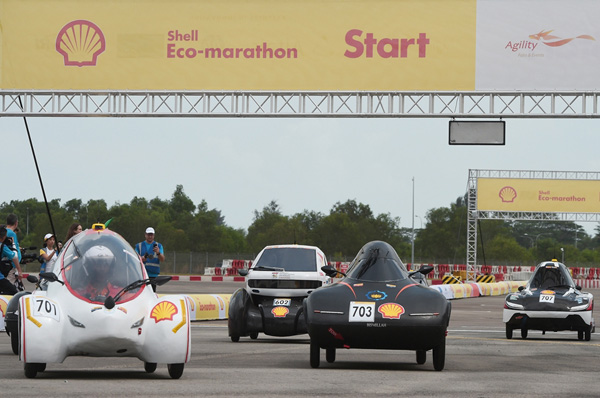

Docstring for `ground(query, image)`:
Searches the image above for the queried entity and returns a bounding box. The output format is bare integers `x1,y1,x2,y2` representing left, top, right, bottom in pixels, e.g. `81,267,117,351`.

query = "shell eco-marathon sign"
1,0,600,91
477,178,600,213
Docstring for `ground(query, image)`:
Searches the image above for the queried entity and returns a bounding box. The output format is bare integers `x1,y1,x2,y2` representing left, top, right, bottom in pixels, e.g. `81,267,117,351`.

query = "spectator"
135,227,164,292
39,233,58,273
5,214,23,290
0,226,19,295
64,223,83,242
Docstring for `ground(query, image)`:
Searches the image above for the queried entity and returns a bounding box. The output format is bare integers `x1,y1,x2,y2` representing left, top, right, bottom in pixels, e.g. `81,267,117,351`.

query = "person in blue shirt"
0,226,19,295
135,227,164,292
6,214,21,263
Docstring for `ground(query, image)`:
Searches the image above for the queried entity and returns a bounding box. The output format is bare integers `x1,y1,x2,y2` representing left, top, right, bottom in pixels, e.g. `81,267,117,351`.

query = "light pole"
411,177,415,268
521,234,534,249
534,233,551,248
560,247,564,263
415,215,423,229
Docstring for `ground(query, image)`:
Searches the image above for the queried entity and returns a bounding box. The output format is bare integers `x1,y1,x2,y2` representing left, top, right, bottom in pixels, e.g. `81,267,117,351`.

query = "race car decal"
25,297,42,327
328,327,344,340
540,293,555,303
151,301,178,323
366,290,387,300
541,290,555,295
394,283,418,300
91,306,102,312
340,282,357,298
349,301,375,322
386,284,396,288
378,303,405,319
31,297,60,322
172,299,187,333
117,307,127,314
353,283,364,287
273,298,291,306
271,306,290,318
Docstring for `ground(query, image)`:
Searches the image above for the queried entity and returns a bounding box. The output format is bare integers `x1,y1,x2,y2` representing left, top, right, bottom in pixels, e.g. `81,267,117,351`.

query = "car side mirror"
418,265,434,276
518,286,524,291
321,265,345,278
26,274,39,284
152,275,172,286
238,269,248,277
39,272,64,285
575,284,581,290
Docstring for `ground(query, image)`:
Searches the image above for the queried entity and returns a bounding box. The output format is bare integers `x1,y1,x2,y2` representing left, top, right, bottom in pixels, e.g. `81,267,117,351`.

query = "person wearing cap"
135,227,165,291
39,233,58,273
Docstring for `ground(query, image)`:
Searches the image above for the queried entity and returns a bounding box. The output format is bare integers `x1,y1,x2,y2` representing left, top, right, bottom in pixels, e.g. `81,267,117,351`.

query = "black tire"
230,334,240,342
585,326,591,341
416,350,426,365
326,348,336,363
578,330,584,340
24,363,38,378
433,337,445,371
505,325,513,339
144,362,157,373
310,341,320,368
250,332,258,340
36,363,46,373
167,363,184,379
521,328,528,339
10,329,19,355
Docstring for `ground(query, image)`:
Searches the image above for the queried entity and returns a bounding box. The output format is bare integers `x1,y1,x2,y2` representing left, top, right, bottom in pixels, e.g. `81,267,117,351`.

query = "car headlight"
504,301,524,310
570,303,590,312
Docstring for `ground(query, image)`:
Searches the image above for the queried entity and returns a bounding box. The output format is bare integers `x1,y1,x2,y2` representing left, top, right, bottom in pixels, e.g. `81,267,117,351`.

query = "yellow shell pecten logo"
56,20,106,67
378,303,405,319
271,306,290,318
150,301,179,323
498,186,517,203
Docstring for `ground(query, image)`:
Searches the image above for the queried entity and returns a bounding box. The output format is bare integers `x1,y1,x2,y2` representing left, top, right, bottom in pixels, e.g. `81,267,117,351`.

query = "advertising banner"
0,0,476,90
477,178,600,213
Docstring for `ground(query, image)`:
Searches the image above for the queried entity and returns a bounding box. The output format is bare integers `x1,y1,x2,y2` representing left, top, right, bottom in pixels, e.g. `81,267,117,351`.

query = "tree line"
2,185,600,266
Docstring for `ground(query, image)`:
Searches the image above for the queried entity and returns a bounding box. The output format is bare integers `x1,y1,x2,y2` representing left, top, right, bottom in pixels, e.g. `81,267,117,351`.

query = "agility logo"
499,186,517,203
56,20,106,67
150,301,178,323
529,30,595,47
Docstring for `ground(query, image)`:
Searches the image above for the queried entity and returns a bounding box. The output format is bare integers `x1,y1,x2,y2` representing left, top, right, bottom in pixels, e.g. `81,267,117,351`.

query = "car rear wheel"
326,348,336,363
584,326,591,341
310,341,320,368
433,337,445,371
167,363,184,379
521,328,528,339
24,363,40,378
416,350,426,365
230,334,240,342
578,330,584,340
10,329,19,355
144,362,157,373
505,325,513,339
250,332,258,340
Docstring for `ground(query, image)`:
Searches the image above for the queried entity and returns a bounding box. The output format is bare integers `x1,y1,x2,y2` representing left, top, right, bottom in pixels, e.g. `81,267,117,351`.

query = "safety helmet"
83,245,115,268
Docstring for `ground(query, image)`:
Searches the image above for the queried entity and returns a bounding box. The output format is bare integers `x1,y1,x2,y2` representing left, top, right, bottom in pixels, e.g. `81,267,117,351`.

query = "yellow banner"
477,178,600,213
0,0,476,90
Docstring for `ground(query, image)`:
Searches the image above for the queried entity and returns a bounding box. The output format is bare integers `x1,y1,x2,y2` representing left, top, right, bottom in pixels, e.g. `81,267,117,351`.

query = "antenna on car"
18,96,58,245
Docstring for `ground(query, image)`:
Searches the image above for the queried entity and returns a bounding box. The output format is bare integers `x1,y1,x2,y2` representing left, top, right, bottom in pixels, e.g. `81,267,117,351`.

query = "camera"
20,247,39,265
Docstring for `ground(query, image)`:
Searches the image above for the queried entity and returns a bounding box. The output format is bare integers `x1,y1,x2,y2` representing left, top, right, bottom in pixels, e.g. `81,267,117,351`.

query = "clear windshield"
61,230,145,303
529,262,575,290
253,247,317,272
345,241,410,282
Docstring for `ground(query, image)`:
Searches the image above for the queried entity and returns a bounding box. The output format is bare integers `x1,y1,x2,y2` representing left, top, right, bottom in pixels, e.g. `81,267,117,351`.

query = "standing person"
135,227,164,292
5,214,22,290
0,226,20,295
39,233,58,273
64,223,83,242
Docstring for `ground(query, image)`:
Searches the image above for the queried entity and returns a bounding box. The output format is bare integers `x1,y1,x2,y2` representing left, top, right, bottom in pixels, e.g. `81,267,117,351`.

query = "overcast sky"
1,116,598,237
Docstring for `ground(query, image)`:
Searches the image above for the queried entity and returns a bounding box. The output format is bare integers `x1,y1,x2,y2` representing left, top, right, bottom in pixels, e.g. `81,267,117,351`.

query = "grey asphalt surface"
1,280,598,397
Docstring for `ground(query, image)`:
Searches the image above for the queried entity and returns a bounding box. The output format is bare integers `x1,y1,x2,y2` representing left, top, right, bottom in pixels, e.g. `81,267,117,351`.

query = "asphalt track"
1,280,598,398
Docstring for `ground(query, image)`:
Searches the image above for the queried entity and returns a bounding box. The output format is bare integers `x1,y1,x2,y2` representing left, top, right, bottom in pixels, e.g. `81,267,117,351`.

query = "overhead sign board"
0,0,598,91
477,178,600,213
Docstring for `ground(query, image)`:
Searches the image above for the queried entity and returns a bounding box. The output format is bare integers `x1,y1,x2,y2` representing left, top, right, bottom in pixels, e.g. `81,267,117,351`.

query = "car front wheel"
310,341,320,368
433,337,445,371
416,350,426,364
506,325,513,339
521,328,528,339
167,363,184,379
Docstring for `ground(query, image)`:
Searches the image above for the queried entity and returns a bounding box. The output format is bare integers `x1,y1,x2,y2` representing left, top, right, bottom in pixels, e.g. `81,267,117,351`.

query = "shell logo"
271,306,289,318
150,301,178,323
499,186,517,203
541,290,555,295
56,20,106,67
378,303,405,319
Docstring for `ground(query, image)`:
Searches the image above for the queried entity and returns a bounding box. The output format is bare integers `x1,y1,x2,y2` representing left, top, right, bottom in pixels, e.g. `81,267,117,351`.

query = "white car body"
17,225,191,378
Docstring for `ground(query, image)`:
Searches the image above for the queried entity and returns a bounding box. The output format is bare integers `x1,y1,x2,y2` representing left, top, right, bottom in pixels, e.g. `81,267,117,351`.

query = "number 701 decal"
33,298,60,321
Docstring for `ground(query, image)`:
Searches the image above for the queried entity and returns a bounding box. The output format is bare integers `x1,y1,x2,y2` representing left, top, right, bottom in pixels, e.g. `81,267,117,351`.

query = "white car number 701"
32,297,60,321
349,301,375,322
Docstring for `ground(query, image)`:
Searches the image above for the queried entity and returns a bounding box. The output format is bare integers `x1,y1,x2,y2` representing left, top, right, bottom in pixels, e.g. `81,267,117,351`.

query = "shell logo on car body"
56,20,106,67
150,301,178,323
378,303,405,319
271,306,289,318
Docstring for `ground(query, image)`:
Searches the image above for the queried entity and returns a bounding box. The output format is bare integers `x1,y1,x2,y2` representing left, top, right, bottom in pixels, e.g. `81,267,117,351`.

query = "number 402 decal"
32,297,60,321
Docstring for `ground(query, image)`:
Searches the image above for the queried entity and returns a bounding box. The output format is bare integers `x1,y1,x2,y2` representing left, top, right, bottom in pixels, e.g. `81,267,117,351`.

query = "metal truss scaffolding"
466,169,600,280
2,90,600,117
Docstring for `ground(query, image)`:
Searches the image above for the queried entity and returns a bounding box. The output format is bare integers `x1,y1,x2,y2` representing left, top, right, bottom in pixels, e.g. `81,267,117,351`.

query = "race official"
135,227,164,292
